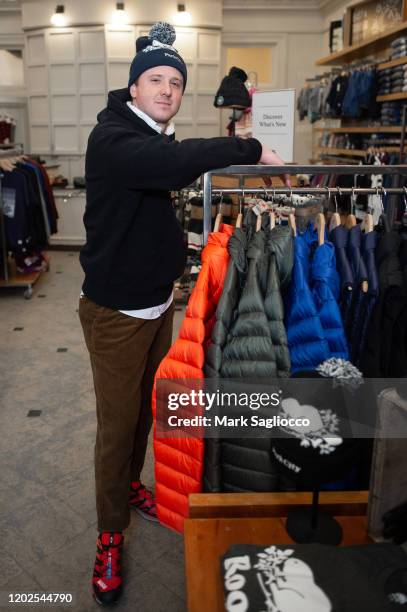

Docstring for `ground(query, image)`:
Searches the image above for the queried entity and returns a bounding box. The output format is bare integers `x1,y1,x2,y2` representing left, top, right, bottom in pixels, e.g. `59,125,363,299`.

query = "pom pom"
149,22,176,45
136,36,151,52
316,358,363,391
229,66,248,82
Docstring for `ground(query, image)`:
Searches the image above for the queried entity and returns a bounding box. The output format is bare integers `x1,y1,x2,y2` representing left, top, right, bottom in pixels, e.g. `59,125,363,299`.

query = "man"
79,21,288,606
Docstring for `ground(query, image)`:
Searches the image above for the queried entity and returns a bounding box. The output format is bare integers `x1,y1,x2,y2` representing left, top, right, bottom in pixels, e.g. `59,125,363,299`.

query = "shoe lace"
96,535,122,580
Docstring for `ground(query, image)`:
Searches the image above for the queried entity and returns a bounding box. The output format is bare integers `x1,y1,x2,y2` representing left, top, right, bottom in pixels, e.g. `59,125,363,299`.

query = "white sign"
252,89,295,162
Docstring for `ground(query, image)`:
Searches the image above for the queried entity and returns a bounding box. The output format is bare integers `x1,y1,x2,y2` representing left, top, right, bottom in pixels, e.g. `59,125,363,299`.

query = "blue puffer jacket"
310,238,349,360
285,230,330,372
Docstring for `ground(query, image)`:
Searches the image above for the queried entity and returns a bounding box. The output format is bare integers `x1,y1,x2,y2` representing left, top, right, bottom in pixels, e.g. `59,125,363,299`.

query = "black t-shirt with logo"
221,543,407,611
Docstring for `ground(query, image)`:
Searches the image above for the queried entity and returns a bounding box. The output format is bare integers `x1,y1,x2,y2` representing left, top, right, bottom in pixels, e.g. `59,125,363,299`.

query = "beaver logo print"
254,546,332,612
279,398,343,455
224,546,332,612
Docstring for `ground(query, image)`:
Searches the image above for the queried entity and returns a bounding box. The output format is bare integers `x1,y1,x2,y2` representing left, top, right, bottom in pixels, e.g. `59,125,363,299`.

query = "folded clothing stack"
378,65,407,95
390,36,407,60
380,101,403,125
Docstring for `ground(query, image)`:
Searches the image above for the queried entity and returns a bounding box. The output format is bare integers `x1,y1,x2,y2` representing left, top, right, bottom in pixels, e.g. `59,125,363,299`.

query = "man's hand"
259,144,291,188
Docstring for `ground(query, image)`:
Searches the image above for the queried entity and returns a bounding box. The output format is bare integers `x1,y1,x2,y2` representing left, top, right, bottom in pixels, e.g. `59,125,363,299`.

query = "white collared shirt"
126,101,175,136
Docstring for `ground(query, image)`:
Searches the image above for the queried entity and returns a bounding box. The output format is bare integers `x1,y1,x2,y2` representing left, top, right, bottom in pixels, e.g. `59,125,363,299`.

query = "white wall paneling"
105,26,136,59
29,125,50,153
198,32,221,62
49,64,76,93
80,124,94,154
25,26,106,155
176,93,194,121
78,30,105,60
29,95,48,122
25,31,50,152
174,27,221,138
53,125,79,153
105,25,137,91
79,63,106,92
48,30,75,62
26,33,46,64
27,65,47,94
52,95,77,123
80,94,105,122
106,62,131,90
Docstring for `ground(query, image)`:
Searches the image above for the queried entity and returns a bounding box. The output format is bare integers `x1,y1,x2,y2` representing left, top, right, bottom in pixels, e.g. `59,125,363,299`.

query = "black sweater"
80,88,262,310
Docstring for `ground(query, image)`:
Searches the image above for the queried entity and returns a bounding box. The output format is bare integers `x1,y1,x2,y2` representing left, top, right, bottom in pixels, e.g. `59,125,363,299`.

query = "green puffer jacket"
204,227,248,378
203,224,294,493
221,228,277,378
264,226,294,377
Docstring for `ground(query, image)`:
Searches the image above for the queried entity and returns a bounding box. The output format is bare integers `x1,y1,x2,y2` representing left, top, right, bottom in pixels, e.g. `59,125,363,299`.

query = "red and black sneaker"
92,532,124,606
129,481,159,522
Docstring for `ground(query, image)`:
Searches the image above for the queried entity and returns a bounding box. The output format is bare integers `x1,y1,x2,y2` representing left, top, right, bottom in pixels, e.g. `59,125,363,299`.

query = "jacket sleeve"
92,128,263,191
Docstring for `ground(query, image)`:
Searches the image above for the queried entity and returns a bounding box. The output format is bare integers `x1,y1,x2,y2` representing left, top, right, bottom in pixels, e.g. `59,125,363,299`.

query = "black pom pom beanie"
128,22,187,91
214,66,251,109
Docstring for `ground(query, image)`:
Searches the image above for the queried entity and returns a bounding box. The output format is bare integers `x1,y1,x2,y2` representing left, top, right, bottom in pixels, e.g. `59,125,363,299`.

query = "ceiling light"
111,2,129,25
50,5,67,27
173,4,191,26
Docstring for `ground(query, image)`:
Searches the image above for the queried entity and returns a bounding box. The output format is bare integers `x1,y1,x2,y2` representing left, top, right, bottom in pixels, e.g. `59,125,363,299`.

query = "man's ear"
129,83,137,99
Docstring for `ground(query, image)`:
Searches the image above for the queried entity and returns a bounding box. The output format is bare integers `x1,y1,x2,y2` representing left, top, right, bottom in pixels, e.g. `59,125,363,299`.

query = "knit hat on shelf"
128,22,187,91
214,66,251,109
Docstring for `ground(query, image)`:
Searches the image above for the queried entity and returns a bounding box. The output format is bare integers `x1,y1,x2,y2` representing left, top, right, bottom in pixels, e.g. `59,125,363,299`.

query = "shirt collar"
126,101,175,136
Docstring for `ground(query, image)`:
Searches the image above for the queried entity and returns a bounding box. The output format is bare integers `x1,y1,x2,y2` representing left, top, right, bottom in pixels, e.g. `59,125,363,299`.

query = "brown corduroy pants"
78,295,174,532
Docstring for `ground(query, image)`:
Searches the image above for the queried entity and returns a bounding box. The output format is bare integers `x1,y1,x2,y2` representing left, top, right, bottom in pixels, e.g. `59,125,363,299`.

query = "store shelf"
377,92,407,101
313,126,403,133
378,56,407,70
316,146,401,157
316,21,407,66
316,147,367,157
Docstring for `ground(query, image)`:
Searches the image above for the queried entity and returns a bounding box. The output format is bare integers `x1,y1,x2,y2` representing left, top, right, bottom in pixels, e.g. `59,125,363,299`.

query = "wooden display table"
184,491,371,612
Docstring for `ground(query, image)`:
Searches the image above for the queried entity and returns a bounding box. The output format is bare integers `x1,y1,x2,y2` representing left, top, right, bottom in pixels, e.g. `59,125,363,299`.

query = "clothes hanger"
329,187,341,231
361,194,374,234
346,187,357,229
235,189,243,229
256,211,262,232
288,189,297,236
267,187,275,230
377,187,390,232
213,192,223,232
250,193,262,232
316,212,325,246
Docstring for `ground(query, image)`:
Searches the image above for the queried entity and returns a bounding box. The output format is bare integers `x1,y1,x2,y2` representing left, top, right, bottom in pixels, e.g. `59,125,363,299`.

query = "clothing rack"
0,147,46,298
202,164,407,244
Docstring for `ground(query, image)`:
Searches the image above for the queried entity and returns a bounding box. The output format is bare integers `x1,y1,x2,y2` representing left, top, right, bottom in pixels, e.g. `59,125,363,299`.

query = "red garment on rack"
152,224,233,533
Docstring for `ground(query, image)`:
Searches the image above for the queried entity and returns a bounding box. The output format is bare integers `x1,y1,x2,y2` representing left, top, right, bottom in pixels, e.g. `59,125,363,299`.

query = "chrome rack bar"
202,164,407,244
209,187,405,195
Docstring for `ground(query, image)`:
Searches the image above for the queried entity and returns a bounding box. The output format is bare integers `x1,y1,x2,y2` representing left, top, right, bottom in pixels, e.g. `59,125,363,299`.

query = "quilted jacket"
204,226,293,493
284,231,330,372
152,224,233,533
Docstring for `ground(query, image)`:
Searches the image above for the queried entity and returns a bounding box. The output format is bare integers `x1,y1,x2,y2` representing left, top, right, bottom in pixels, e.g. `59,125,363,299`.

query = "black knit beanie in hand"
128,22,188,91
214,66,251,109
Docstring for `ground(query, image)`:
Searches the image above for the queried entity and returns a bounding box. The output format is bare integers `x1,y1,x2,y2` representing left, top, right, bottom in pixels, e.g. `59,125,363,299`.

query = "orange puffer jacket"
152,224,233,533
